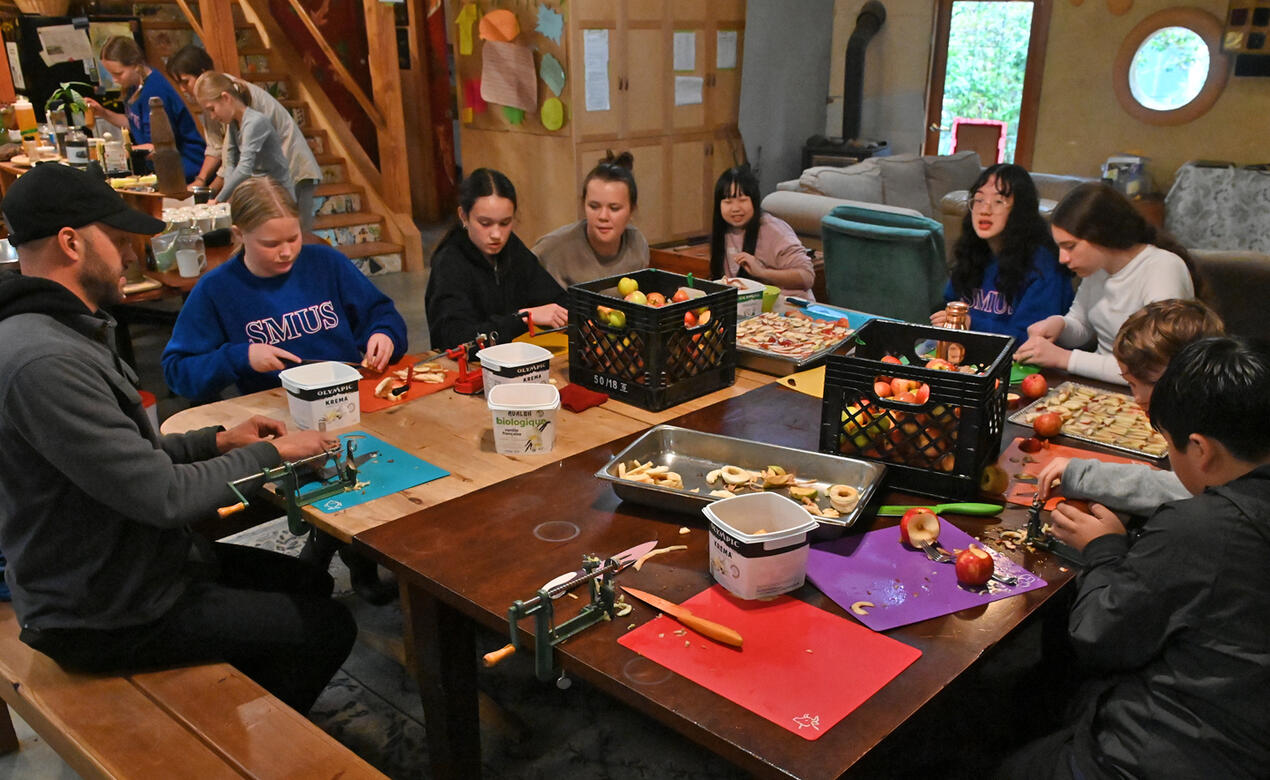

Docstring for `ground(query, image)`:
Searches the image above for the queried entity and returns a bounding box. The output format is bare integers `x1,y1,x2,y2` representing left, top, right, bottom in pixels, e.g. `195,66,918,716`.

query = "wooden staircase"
136,1,408,276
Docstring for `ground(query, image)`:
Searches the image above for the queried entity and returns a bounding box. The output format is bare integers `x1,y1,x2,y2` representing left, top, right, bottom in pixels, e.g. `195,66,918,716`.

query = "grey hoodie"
0,274,280,630
1061,458,1188,516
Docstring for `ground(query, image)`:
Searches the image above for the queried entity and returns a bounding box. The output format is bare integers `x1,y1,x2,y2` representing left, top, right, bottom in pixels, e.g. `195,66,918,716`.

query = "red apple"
894,391,917,404
913,383,931,404
683,310,698,327
881,355,903,365
646,292,666,307
697,308,712,325
925,358,955,371
1007,392,1022,409
1033,411,1063,439
1021,373,1048,400
890,377,912,396
899,508,941,547
874,380,893,398
955,545,994,586
671,288,691,303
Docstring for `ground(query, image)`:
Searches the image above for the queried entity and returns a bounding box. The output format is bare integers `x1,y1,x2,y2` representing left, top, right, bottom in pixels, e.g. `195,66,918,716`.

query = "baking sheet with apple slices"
1008,381,1167,460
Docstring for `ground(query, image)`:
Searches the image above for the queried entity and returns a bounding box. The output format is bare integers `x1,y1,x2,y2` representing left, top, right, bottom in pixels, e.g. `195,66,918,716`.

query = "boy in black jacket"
999,336,1270,779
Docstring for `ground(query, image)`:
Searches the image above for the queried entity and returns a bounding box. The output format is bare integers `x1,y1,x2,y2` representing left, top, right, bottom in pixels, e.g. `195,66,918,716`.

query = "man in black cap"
0,163,356,714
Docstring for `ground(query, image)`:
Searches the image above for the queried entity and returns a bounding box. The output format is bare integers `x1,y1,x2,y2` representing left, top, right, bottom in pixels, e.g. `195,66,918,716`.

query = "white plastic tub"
703,492,819,600
476,342,552,390
715,277,766,320
279,362,361,431
487,382,560,454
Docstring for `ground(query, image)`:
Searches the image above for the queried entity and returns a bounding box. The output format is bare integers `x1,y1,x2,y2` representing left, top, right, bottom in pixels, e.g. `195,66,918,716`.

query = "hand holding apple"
1048,499,1124,552
1034,456,1070,501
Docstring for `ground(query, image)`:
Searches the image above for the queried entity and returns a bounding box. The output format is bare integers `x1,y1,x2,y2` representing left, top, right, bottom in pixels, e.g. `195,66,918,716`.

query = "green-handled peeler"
875,502,1004,517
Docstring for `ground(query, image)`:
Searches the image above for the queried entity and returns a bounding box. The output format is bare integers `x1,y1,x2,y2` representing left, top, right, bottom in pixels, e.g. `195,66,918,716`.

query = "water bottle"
174,220,206,278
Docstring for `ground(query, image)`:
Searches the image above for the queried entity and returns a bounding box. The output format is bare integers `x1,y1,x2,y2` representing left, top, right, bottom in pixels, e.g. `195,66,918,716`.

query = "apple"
913,383,931,404
1057,498,1092,514
606,309,626,328
890,377,913,396
617,277,639,297
671,288,691,303
1033,411,1063,439
925,358,955,371
624,290,647,305
1021,373,1048,400
596,305,613,320
954,546,994,586
980,464,1009,495
646,292,666,307
881,355,903,365
894,391,917,404
684,310,698,327
899,507,941,547
874,380,893,398
1007,392,1022,409
697,308,711,325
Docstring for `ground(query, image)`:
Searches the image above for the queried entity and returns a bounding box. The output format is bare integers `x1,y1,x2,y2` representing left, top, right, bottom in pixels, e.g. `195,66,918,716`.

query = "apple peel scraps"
633,544,687,571
850,601,874,615
617,459,683,490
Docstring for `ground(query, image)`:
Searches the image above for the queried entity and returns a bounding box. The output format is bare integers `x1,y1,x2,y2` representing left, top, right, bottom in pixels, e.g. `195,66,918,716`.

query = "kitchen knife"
784,296,878,327
621,586,743,648
875,502,1003,517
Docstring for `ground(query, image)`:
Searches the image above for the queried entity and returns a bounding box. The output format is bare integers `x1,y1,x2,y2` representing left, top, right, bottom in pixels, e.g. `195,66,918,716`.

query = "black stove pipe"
841,1,886,143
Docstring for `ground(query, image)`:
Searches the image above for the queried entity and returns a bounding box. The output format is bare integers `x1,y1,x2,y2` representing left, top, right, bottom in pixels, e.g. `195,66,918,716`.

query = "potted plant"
45,82,94,128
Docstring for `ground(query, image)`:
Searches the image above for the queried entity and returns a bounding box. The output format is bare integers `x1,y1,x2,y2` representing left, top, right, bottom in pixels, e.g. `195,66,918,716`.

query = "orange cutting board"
618,586,921,740
999,436,1158,509
359,356,458,412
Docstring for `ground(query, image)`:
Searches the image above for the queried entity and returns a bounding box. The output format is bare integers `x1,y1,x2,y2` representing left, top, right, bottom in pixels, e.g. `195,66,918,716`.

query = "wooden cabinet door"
708,21,744,129
668,136,710,240
627,138,667,243
572,19,621,141
625,0,665,23
623,24,667,138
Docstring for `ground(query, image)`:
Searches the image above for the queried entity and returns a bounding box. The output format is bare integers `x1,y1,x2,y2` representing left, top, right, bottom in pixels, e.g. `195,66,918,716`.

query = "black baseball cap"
1,163,166,247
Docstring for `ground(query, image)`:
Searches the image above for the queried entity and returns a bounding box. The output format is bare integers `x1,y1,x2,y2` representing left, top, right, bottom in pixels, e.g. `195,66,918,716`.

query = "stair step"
313,212,386,249
340,241,403,260
343,242,405,276
313,211,383,230
315,181,362,197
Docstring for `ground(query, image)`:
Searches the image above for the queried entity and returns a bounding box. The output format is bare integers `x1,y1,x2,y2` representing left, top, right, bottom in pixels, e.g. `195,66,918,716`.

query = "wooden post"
363,0,412,218
201,0,241,77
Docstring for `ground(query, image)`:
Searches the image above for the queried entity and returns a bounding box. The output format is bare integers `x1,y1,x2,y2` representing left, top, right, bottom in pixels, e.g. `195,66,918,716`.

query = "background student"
1014,183,1196,383
194,73,294,204
533,150,649,289
425,168,567,351
932,164,1072,343
1037,299,1225,515
709,166,814,300
87,36,206,182
162,177,406,403
166,46,322,233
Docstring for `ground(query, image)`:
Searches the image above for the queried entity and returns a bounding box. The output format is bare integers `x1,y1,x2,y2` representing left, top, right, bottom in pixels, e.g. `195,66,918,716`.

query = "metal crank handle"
483,643,516,667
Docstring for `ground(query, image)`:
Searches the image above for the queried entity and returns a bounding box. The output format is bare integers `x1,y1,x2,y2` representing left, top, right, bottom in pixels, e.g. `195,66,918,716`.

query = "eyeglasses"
971,197,1011,213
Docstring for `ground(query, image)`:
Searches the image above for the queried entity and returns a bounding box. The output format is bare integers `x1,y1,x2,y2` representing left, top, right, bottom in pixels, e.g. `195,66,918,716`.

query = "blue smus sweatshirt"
943,245,1073,343
162,244,408,401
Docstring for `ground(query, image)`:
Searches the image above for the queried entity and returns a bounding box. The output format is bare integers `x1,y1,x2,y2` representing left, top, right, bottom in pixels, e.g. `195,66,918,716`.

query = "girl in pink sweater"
709,166,815,299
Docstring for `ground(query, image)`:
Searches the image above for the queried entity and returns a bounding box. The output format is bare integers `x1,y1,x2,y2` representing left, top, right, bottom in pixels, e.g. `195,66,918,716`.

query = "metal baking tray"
595,424,886,530
735,338,850,376
1008,381,1168,461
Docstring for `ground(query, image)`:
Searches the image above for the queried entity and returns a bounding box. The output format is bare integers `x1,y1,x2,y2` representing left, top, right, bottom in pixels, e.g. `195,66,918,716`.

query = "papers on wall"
536,4,564,44
6,42,23,90
673,30,696,72
583,29,610,112
674,76,704,106
37,25,94,67
480,41,538,112
539,52,566,97
717,30,738,70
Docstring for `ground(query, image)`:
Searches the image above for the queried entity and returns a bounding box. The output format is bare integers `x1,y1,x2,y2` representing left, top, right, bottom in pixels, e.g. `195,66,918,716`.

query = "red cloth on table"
560,383,608,413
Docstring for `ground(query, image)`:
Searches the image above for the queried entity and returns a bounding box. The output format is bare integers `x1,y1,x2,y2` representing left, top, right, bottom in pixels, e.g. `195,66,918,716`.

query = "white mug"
176,249,206,278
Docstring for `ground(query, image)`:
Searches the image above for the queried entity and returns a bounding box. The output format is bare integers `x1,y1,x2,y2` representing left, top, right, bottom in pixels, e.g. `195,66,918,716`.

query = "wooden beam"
171,0,206,43
200,0,241,77
364,0,414,217
283,0,385,129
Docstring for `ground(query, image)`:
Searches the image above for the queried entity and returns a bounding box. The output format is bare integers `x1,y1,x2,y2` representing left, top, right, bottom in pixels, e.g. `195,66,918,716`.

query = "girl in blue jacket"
932,163,1073,343
162,177,407,403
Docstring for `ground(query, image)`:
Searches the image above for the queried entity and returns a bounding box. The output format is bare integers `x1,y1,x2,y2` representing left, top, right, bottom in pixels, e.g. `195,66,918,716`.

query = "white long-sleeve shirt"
1059,245,1193,384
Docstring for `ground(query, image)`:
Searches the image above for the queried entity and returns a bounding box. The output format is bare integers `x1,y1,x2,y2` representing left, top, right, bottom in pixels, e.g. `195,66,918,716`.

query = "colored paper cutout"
481,41,538,112
540,97,565,130
479,8,519,42
461,107,474,124
455,3,477,55
501,105,526,125
462,78,487,113
539,52,566,96
536,4,564,44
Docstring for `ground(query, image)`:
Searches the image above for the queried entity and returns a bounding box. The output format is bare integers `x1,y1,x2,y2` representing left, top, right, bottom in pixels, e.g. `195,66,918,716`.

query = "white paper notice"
717,30,738,70
673,31,696,72
674,76,704,106
583,29,610,113
6,42,23,90
36,25,94,67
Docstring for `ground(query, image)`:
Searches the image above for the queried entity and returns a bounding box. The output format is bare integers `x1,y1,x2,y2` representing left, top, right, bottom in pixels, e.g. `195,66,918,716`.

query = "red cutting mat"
618,586,921,740
359,356,458,412
999,436,1157,510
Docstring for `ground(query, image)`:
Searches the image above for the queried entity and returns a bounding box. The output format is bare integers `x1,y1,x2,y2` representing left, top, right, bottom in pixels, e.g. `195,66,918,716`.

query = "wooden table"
354,383,1076,779
162,353,777,541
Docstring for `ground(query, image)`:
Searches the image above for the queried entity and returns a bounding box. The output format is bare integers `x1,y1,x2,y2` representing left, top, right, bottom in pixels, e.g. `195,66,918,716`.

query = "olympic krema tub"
703,491,819,599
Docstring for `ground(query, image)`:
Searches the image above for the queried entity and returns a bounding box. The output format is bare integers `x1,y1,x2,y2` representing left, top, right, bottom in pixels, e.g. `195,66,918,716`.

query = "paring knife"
876,502,1003,517
621,586,744,648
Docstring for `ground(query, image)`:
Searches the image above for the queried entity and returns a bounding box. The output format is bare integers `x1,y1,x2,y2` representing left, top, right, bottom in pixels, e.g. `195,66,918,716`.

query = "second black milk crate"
568,268,737,411
818,319,1015,499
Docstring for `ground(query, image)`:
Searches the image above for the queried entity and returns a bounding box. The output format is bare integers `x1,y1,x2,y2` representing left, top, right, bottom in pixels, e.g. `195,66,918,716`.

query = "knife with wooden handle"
621,586,743,648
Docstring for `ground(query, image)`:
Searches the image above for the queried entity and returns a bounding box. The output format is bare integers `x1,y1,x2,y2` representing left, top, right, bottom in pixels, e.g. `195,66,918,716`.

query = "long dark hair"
1051,182,1200,295
437,168,518,251
582,150,637,207
709,166,761,279
950,164,1060,307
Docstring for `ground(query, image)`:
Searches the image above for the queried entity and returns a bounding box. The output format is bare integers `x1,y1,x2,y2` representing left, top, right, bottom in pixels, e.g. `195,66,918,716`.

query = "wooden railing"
179,0,421,269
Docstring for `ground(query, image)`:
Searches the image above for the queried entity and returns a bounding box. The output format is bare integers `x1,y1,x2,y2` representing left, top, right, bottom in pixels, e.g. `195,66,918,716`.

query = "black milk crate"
568,269,737,411
818,319,1015,499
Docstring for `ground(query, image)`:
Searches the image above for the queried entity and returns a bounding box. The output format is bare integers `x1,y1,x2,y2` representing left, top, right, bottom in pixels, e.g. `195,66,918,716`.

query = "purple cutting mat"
806,522,1047,632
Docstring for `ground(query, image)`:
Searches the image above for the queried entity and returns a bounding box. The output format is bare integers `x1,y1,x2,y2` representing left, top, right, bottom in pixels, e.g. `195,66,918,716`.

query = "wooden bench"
0,603,386,779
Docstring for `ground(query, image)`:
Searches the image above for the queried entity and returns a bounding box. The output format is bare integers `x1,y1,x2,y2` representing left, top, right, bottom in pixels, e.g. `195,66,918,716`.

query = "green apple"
607,309,627,328
624,291,647,305
617,277,639,297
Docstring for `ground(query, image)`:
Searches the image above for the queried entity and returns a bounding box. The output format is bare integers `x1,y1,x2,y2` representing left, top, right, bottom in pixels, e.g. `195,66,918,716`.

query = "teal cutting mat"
299,431,449,513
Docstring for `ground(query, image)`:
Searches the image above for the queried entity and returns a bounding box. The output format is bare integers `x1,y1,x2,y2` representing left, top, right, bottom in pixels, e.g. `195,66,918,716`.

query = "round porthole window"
1113,9,1228,126
1129,26,1209,110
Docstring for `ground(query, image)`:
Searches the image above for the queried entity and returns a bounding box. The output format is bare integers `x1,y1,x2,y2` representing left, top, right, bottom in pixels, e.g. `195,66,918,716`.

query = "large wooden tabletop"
162,353,777,541
355,383,1077,779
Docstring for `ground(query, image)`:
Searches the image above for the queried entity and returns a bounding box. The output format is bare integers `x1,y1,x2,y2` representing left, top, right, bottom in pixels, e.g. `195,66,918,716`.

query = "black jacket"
424,229,566,351
1068,464,1270,779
